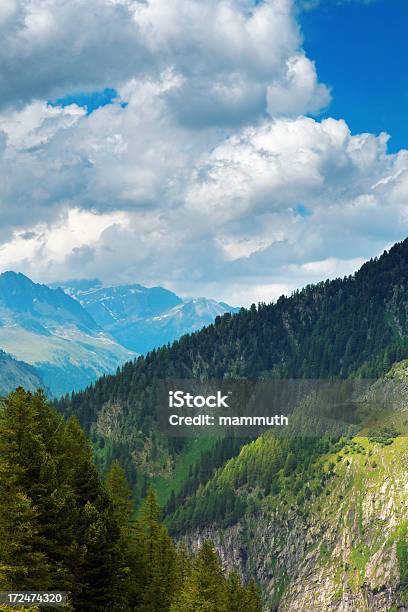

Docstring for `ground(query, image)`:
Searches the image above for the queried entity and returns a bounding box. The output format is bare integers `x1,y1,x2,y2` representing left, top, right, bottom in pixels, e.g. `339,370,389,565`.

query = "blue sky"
49,88,125,115
301,0,408,152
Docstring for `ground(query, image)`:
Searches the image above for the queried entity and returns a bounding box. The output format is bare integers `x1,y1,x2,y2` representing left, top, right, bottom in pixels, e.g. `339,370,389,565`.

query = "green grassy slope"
170,433,407,611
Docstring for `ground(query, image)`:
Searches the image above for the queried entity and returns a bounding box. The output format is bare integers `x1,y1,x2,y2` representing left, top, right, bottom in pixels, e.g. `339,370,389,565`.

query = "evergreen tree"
106,460,133,535
242,578,262,612
174,542,193,595
283,452,297,476
226,570,247,612
137,488,178,612
226,571,262,612
75,499,124,612
106,460,138,610
62,421,124,611
0,389,125,610
0,489,50,591
172,540,228,612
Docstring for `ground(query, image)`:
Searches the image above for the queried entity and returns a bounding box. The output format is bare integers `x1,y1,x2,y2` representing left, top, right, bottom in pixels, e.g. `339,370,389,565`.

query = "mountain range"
57,238,408,610
56,278,240,354
0,272,133,396
0,272,238,396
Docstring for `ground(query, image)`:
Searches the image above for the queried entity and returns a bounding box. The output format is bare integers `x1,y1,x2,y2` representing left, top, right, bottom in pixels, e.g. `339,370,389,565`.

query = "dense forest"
57,238,408,492
0,389,261,611
166,434,340,534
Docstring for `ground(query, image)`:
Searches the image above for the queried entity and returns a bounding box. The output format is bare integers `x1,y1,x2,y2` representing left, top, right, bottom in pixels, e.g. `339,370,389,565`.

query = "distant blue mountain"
56,280,240,354
0,272,134,396
107,297,241,354
0,271,98,334
57,279,182,327
0,272,239,396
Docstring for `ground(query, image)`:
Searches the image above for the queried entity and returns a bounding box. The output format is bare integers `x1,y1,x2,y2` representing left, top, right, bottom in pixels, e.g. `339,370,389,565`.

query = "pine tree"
126,520,148,609
175,542,193,588
167,490,176,515
242,578,262,612
0,488,50,591
137,488,178,612
106,460,138,610
172,540,228,612
75,499,123,612
226,570,246,612
283,452,297,476
106,460,133,535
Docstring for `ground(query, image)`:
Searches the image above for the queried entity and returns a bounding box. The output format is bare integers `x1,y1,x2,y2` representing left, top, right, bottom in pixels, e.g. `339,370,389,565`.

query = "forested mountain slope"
169,360,408,611
59,238,408,482
179,428,407,611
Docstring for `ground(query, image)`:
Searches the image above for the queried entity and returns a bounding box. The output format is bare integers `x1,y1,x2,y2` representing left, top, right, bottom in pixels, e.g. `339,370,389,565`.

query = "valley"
55,239,408,610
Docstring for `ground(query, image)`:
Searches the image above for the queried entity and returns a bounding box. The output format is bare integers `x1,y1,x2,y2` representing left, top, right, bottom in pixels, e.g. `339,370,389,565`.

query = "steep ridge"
59,238,408,477
56,278,182,329
179,427,407,611
0,272,133,396
0,349,43,396
0,271,98,333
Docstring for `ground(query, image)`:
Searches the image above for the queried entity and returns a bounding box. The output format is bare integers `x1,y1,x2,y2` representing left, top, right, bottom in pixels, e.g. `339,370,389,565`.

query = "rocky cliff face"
278,436,407,611
184,435,408,611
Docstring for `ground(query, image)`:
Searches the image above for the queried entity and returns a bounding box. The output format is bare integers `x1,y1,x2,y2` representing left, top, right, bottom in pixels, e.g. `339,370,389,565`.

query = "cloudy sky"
0,0,407,306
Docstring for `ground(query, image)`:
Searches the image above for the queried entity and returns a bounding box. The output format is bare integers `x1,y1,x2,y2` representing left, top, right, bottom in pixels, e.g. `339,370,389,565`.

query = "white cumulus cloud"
0,0,406,306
